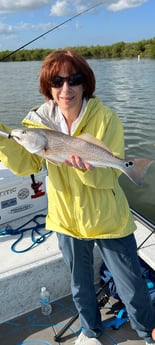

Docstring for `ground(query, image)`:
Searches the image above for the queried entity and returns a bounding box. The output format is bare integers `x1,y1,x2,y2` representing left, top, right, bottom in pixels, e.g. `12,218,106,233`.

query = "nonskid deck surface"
0,294,145,345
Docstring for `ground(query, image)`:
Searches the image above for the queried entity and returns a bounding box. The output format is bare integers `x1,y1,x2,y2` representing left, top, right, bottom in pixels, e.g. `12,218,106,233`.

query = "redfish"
10,127,154,185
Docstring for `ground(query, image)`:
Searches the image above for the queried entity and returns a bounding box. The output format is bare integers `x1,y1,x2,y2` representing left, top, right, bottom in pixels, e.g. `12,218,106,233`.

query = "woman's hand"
64,155,94,171
152,328,155,341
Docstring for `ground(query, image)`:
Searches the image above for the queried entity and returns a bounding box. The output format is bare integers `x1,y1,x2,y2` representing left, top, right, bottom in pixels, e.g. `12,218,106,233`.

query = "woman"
0,49,155,345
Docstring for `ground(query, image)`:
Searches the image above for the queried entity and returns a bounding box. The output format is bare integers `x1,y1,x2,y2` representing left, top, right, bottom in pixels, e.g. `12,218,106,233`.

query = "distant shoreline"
0,38,155,62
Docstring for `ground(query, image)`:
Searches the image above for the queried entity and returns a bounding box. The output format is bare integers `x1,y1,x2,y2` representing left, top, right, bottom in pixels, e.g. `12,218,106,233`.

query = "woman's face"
51,66,84,115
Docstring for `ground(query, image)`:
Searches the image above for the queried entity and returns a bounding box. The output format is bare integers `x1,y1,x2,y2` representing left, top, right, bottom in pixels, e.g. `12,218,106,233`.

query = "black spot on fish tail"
122,158,155,185
125,161,134,168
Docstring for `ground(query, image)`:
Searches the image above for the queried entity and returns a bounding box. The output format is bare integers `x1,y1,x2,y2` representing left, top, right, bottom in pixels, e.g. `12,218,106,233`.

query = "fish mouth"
8,133,14,139
10,134,21,140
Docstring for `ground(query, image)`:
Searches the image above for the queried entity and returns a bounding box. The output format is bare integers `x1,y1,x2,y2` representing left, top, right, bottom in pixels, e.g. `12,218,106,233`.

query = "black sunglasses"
51,73,83,88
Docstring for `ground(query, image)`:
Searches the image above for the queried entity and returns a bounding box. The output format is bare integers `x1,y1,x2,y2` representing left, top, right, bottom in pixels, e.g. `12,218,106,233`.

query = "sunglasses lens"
52,76,64,88
68,73,83,86
51,73,83,88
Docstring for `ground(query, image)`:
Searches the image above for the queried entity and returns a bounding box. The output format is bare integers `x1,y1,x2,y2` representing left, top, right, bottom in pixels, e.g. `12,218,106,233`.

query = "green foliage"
0,38,155,62
148,38,155,58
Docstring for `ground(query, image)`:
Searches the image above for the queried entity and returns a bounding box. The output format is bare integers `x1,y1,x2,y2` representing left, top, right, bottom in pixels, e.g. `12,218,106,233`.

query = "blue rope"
0,214,53,253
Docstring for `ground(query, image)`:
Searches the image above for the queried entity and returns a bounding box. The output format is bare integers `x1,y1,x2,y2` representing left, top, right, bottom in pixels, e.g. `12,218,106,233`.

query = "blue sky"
0,0,154,52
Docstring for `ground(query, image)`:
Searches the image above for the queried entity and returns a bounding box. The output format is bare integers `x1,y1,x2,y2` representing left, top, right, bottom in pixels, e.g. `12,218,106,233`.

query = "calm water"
0,59,155,222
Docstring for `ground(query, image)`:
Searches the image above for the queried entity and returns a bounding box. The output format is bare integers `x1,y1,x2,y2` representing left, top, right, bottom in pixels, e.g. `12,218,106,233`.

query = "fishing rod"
0,2,103,62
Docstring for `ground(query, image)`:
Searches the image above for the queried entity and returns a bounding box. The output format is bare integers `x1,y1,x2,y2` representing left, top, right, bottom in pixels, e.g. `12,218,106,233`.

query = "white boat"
0,161,154,345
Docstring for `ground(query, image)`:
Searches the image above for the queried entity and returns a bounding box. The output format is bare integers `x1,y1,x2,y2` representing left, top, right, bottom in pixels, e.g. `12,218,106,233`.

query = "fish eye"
22,130,27,134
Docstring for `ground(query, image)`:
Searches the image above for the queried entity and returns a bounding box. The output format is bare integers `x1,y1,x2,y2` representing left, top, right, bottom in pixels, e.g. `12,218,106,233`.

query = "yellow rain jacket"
0,97,136,238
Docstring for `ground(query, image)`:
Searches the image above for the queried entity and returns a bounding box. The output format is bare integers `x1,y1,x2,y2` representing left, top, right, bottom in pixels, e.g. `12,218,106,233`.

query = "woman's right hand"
64,155,94,171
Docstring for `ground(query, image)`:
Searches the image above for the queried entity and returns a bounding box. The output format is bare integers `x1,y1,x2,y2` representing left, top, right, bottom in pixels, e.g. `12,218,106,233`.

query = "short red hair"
39,49,95,100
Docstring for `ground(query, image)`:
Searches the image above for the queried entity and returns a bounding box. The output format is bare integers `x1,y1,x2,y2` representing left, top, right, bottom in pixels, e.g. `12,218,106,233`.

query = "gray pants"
57,233,155,342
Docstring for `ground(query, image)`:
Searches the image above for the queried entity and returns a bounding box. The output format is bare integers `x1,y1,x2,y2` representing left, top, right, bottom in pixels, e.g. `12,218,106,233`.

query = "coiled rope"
0,214,52,253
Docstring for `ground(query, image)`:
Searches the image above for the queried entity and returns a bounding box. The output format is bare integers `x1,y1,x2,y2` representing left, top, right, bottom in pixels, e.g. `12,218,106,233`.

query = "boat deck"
0,293,146,345
0,208,154,345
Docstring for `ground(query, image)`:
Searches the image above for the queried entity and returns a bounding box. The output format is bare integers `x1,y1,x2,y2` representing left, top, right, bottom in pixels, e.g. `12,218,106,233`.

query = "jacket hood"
22,96,104,135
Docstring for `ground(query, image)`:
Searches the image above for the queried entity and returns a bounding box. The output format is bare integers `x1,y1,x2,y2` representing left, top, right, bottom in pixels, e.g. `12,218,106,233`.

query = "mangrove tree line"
0,38,155,62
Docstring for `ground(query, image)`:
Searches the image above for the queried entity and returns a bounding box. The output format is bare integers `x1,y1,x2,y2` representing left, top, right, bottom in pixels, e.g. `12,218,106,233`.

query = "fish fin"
78,133,112,153
123,158,155,185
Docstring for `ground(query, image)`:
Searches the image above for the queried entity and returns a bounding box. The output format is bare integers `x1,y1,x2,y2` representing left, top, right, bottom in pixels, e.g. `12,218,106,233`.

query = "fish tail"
123,158,154,185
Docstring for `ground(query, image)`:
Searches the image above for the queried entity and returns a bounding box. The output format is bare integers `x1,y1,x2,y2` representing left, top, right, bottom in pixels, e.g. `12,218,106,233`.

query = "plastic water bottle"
40,286,52,316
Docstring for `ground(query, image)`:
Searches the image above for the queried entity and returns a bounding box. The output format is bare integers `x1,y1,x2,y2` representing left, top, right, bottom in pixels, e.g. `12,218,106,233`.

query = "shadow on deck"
0,294,145,345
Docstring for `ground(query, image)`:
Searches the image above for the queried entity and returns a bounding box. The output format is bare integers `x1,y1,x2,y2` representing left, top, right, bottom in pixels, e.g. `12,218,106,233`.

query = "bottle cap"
41,286,46,292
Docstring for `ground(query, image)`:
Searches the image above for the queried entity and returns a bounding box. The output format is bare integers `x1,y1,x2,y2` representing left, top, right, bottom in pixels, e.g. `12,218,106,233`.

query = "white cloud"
0,0,50,14
0,22,13,34
50,0,74,16
0,0,148,15
75,21,81,30
0,20,54,36
50,0,99,16
107,0,148,11
50,0,148,16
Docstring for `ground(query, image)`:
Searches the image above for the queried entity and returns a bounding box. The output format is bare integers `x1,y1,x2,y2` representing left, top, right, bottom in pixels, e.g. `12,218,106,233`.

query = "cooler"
0,162,48,225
